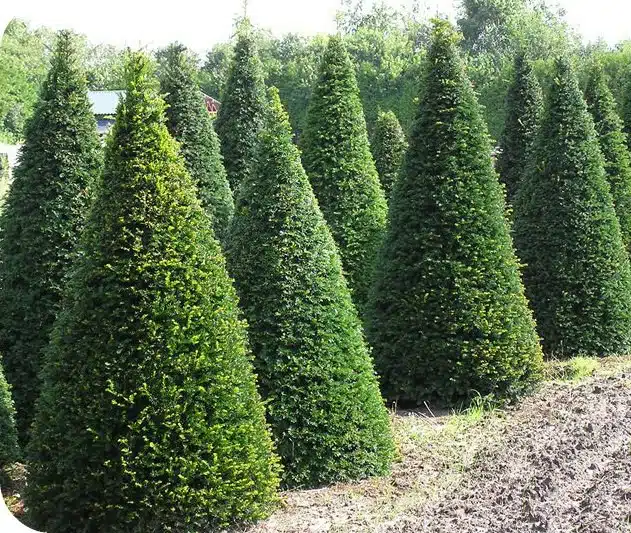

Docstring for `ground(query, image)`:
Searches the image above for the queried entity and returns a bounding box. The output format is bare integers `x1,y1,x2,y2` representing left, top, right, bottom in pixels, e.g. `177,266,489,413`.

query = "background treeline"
5,0,631,144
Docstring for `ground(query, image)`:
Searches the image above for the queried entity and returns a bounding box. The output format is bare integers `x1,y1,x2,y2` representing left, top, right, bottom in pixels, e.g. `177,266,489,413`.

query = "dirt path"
245,366,631,533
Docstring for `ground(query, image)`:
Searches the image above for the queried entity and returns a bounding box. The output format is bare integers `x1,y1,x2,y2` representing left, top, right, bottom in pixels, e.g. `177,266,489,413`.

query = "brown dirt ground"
243,360,631,533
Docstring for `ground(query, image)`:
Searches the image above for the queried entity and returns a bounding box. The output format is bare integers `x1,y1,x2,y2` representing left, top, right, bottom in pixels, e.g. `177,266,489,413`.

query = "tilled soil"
399,374,631,533
246,370,631,533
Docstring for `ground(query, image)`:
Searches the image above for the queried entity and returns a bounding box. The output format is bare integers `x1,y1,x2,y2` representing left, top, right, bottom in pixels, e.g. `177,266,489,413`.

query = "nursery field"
241,358,631,533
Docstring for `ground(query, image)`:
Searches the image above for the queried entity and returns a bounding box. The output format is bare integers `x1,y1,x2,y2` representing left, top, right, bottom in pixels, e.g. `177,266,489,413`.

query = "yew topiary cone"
496,52,543,205
0,31,101,444
514,57,631,357
26,53,280,533
584,63,631,252
159,43,234,243
367,20,543,405
301,36,388,312
228,88,394,489
214,21,267,193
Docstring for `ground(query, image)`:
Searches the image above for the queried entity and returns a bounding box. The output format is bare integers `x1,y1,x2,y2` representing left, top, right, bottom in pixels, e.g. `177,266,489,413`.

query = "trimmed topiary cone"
0,31,102,445
159,43,234,244
514,57,631,358
214,20,267,194
228,88,394,489
496,52,543,206
367,20,543,406
584,63,631,253
301,35,388,313
25,52,280,533
371,110,408,202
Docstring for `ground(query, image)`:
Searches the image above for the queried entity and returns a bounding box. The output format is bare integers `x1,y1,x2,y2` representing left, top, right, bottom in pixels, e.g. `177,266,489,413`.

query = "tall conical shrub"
159,43,234,243
584,63,631,252
496,52,543,205
514,57,631,357
215,21,267,192
367,20,543,406
301,36,388,312
371,110,408,201
26,53,280,533
0,357,19,469
227,88,394,489
0,31,101,443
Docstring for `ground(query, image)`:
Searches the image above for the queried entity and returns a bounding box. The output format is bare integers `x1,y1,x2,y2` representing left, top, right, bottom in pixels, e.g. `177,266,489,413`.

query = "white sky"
1,0,631,54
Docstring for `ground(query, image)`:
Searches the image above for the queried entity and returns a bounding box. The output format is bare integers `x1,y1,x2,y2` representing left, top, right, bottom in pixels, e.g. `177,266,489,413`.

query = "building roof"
88,90,125,116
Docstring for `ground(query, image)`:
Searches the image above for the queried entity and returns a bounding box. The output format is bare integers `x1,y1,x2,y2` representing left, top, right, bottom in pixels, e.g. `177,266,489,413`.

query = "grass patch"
544,356,601,382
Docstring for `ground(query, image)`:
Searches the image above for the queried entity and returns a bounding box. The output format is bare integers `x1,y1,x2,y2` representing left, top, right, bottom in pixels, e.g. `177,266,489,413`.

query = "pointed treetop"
584,60,631,253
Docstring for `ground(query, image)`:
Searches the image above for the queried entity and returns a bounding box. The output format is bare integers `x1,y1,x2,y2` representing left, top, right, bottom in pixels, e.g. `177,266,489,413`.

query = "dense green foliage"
0,31,101,444
584,63,631,251
459,0,579,139
367,20,543,406
25,53,280,532
159,43,234,242
228,88,394,488
514,57,631,357
0,356,19,468
496,53,543,205
0,20,55,141
0,20,127,141
371,110,408,201
214,22,267,192
301,36,388,312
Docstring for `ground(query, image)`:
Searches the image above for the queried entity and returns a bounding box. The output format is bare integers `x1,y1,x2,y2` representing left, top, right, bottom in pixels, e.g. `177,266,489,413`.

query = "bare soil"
245,362,631,533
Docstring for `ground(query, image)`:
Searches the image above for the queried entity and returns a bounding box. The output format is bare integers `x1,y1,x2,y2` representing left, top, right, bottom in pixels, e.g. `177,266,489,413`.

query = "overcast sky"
2,0,631,54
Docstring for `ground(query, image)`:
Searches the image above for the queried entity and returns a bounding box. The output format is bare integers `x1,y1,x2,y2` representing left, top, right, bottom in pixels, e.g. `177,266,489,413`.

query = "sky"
2,0,631,54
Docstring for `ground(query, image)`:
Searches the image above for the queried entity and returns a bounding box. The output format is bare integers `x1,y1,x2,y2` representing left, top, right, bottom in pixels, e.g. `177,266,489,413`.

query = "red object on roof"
202,94,221,114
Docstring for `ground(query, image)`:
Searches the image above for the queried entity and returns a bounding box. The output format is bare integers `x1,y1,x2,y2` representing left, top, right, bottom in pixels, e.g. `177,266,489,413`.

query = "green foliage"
458,0,579,140
0,19,56,140
0,356,19,468
496,53,543,205
215,21,267,192
26,52,280,533
228,88,394,488
159,43,234,243
301,35,388,312
514,57,631,358
371,110,407,200
0,31,101,444
367,20,543,406
584,63,631,252
262,34,327,137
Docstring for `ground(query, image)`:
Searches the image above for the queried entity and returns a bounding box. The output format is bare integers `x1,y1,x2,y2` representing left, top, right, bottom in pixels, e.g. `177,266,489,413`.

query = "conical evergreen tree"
0,356,19,469
26,53,280,533
0,31,101,443
371,110,408,201
227,88,394,489
496,52,543,205
514,57,631,357
215,21,267,193
301,36,388,312
159,43,234,243
584,63,631,252
366,20,543,405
